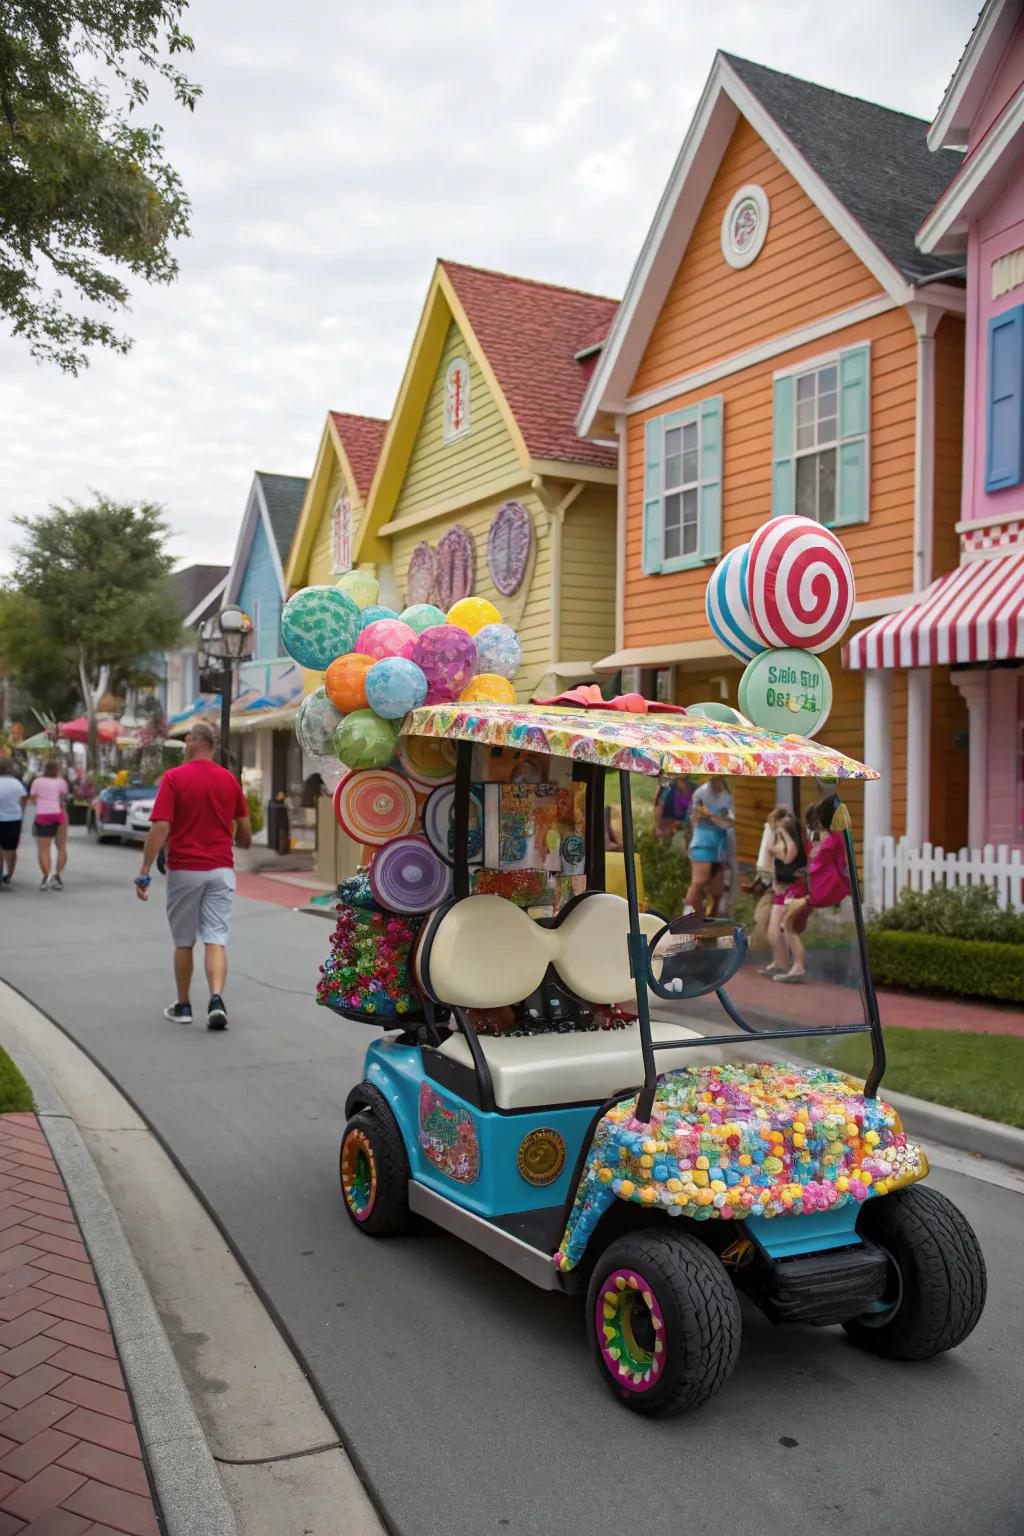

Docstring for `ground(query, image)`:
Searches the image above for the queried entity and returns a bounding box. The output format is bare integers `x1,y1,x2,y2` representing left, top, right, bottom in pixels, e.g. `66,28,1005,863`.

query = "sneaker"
39,877,50,892
48,874,63,891
1,873,10,885
163,1002,193,1024
207,995,228,1031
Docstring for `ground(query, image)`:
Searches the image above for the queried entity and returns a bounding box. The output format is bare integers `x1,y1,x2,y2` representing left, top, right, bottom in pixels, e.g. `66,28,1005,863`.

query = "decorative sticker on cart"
554,1062,928,1271
419,1083,480,1185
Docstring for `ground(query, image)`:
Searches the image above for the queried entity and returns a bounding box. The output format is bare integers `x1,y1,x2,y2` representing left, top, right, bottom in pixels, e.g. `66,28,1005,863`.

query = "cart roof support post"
617,769,657,1123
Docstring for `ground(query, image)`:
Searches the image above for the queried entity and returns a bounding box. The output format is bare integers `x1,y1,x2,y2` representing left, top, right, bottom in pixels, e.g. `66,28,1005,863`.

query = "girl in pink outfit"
29,760,69,890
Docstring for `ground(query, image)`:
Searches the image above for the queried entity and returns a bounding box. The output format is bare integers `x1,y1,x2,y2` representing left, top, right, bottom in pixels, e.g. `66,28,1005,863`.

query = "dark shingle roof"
328,414,388,502
254,472,308,566
724,54,966,281
169,564,228,624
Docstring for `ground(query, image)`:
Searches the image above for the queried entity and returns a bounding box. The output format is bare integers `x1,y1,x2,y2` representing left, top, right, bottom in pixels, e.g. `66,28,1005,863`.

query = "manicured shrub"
872,882,1024,944
245,786,265,835
866,929,1024,1004
636,830,691,919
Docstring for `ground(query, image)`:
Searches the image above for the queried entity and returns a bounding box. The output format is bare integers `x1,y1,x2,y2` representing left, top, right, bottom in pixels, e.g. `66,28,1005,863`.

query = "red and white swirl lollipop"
746,515,855,654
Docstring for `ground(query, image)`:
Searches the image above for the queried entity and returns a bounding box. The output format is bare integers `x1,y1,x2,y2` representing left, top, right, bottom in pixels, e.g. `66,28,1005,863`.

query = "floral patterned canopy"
401,702,878,781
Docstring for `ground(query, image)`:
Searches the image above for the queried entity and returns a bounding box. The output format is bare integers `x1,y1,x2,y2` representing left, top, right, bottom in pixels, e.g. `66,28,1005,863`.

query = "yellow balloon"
459,673,516,705
446,597,501,635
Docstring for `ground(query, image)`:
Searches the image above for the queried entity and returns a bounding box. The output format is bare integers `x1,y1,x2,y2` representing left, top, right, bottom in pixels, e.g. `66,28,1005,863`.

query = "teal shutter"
836,344,870,524
698,395,723,561
642,416,664,574
771,375,795,516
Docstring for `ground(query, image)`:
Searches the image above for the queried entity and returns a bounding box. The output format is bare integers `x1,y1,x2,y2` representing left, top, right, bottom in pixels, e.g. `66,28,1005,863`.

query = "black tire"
843,1184,986,1360
586,1228,741,1416
339,1102,410,1237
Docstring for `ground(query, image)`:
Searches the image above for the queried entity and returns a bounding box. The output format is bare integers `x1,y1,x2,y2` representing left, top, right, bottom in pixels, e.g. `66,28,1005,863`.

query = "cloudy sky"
0,0,976,573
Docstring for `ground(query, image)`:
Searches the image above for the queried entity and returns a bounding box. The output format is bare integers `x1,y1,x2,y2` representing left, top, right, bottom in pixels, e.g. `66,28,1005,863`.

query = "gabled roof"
253,472,307,567
169,565,229,628
927,0,1021,150
328,413,388,502
284,410,388,590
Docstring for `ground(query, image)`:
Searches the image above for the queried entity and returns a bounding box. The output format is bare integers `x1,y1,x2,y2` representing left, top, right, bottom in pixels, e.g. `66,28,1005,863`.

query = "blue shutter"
642,416,664,574
771,375,795,516
835,344,870,525
985,306,1024,491
698,395,723,562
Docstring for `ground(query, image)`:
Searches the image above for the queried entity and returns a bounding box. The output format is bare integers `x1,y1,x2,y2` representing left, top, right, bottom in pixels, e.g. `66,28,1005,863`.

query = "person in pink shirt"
29,760,69,891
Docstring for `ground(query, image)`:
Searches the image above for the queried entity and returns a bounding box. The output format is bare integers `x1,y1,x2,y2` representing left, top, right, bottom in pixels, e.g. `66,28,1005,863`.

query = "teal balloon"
400,603,446,635
473,623,521,680
333,710,398,770
281,586,361,671
365,657,428,720
360,605,399,630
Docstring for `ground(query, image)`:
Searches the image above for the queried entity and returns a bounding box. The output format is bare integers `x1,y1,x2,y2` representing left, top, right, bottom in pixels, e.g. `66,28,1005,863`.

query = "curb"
881,1086,1024,1170
0,1032,239,1536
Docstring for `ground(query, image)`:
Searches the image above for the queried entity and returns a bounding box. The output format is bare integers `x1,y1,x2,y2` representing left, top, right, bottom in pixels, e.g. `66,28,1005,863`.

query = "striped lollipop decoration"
746,515,855,654
705,544,767,662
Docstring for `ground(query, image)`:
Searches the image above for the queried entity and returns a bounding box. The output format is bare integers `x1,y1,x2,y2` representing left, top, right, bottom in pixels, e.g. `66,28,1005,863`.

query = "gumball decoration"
359,604,399,630
738,647,833,738
459,673,516,705
400,603,446,635
296,687,345,755
446,596,501,636
356,618,417,662
281,586,361,671
324,652,374,714
365,657,429,719
745,515,855,654
333,710,398,770
335,570,379,610
473,622,521,680
705,545,767,663
411,625,477,703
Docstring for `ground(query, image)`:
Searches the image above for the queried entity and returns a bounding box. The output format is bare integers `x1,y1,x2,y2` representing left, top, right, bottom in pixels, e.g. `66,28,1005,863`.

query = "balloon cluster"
285,571,523,771
704,516,855,738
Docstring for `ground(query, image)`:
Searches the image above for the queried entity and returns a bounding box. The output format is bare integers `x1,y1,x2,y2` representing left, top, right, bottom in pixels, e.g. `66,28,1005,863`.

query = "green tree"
1,495,182,762
0,1,200,373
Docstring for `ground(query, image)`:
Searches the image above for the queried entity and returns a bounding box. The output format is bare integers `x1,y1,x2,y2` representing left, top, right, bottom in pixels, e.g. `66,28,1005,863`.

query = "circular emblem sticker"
738,647,833,738
517,1129,566,1187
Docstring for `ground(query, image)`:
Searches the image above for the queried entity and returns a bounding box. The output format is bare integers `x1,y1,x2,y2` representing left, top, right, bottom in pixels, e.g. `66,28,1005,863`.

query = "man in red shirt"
135,721,252,1029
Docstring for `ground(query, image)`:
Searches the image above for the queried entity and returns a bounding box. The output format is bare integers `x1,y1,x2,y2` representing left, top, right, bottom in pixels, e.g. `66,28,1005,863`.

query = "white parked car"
121,796,157,845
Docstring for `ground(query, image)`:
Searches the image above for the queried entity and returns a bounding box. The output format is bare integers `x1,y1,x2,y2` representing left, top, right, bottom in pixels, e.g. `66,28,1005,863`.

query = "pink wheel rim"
595,1268,665,1394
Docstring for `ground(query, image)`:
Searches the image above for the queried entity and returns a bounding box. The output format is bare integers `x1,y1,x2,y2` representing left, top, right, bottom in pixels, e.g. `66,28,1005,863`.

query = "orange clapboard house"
578,53,970,864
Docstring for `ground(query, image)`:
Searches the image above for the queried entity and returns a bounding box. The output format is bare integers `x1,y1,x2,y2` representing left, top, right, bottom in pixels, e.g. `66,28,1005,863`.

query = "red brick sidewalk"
0,1115,159,1536
726,969,1024,1037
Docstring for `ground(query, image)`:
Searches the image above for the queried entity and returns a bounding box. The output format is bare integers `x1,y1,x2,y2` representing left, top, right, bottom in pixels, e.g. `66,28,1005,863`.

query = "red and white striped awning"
843,551,1024,670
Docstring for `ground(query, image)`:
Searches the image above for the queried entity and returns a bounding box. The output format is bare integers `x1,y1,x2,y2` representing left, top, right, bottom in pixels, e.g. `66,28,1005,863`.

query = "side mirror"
646,914,747,1000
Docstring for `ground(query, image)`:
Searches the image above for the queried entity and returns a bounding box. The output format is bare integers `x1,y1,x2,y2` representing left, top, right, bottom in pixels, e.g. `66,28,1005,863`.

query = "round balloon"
358,604,399,630
295,687,345,755
745,516,855,654
395,733,457,789
324,652,374,713
334,769,418,845
356,619,417,662
335,570,379,610
365,657,428,719
333,710,398,770
369,836,451,914
400,602,446,635
473,622,521,680
411,625,477,702
446,597,502,635
459,673,516,705
738,648,833,738
705,545,767,663
281,587,362,671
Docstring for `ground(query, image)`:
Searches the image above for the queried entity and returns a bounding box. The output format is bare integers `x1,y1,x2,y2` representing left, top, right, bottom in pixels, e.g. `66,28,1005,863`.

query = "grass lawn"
800,1027,1024,1130
0,1050,33,1115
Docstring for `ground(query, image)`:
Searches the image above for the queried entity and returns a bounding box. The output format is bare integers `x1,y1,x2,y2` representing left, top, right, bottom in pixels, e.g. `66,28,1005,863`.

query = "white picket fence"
867,835,1024,914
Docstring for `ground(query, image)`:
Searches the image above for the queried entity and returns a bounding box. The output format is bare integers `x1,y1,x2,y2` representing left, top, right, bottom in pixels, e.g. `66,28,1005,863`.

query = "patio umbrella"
59,716,122,744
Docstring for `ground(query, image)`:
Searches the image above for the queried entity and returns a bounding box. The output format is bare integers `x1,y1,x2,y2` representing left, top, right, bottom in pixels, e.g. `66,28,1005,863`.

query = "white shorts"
166,868,236,947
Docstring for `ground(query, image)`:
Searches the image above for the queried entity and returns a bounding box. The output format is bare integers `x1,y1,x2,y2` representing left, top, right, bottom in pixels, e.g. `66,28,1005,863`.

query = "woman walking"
29,760,69,891
760,804,808,983
0,760,26,887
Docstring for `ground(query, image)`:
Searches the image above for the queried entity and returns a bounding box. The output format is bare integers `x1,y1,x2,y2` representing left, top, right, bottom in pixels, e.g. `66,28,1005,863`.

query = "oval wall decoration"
432,525,475,610
487,501,532,596
405,542,436,607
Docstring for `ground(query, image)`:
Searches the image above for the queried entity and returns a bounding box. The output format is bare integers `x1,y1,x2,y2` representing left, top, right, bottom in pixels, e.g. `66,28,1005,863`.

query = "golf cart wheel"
586,1229,741,1417
842,1184,986,1360
339,1104,409,1237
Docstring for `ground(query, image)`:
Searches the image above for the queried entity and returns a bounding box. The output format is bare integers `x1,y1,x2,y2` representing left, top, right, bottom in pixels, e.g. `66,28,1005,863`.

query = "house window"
772,344,869,526
331,497,352,575
794,362,838,523
444,357,471,442
642,396,723,576
663,416,701,561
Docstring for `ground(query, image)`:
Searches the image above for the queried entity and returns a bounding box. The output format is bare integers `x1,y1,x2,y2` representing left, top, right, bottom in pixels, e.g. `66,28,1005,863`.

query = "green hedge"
872,881,1024,943
867,929,1024,1004
636,830,691,918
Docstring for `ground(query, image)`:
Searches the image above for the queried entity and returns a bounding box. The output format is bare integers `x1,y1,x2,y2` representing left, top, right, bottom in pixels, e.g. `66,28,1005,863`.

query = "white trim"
183,574,228,629
626,295,895,417
908,283,967,315
851,592,919,621
224,476,287,608
614,413,626,652
594,638,730,672
908,302,941,591
919,88,1024,252
573,341,605,362
927,0,1017,151
955,507,1024,533
721,183,770,269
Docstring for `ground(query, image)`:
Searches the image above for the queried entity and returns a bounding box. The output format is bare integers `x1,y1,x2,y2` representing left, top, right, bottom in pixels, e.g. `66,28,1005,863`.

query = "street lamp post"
198,606,253,772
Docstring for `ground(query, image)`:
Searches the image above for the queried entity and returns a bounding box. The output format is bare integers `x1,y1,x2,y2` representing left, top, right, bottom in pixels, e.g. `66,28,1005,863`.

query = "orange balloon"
459,673,517,705
325,652,374,713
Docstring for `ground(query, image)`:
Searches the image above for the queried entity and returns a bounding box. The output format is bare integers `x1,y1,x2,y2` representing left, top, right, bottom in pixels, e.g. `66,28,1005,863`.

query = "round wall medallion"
517,1128,566,1186
487,501,533,595
432,525,475,610
721,184,770,269
405,542,436,607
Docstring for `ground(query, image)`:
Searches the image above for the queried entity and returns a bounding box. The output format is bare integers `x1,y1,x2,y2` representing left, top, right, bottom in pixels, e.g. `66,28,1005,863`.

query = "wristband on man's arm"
135,875,151,889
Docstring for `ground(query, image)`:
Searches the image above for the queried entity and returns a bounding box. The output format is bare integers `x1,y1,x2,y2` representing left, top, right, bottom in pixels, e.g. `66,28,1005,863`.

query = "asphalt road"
1,831,1020,1536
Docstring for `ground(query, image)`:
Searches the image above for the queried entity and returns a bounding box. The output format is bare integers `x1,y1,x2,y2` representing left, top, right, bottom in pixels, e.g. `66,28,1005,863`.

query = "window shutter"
698,395,723,561
985,306,1024,491
771,375,795,517
835,344,870,524
642,416,664,575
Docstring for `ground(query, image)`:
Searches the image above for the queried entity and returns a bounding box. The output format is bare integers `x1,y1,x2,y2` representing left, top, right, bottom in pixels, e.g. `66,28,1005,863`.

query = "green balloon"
333,710,398,770
685,701,746,726
400,603,446,635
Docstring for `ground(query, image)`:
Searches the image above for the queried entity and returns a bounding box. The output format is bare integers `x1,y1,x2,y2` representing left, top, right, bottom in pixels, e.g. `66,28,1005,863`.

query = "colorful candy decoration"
365,656,429,719
400,602,446,635
356,618,417,662
446,596,502,635
395,732,457,789
324,652,374,714
334,769,419,845
705,544,767,663
411,625,477,703
473,622,522,680
317,905,423,1018
369,835,451,913
459,673,516,705
335,570,380,610
281,586,362,671
745,515,855,654
296,687,346,756
738,648,833,738
419,1082,480,1183
333,710,398,771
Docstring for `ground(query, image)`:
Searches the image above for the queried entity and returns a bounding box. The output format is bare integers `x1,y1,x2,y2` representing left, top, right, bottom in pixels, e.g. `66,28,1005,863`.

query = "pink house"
846,0,1024,852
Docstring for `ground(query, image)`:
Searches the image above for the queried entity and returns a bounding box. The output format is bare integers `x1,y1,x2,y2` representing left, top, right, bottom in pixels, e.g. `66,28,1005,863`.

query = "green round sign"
738,648,832,738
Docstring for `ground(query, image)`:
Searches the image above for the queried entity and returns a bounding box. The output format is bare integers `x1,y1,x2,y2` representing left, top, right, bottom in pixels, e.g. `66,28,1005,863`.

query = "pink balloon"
411,625,477,703
356,619,417,662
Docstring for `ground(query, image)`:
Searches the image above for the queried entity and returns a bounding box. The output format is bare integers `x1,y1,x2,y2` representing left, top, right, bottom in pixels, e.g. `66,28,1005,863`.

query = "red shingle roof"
441,261,618,469
329,412,388,501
